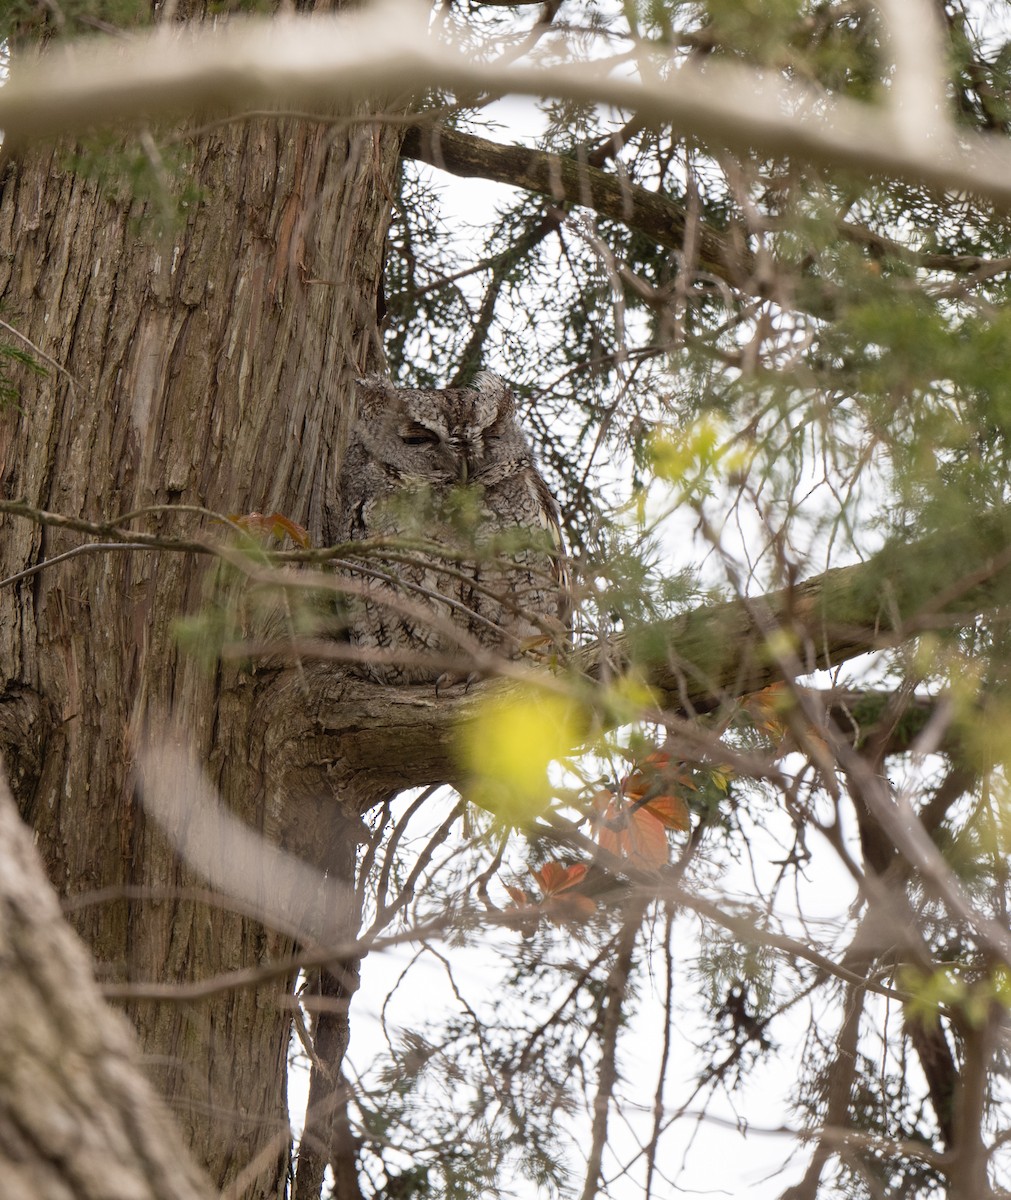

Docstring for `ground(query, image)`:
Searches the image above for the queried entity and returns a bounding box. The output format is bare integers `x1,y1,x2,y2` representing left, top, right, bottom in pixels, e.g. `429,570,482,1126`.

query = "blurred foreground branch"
0,763,214,1200
5,2,1011,203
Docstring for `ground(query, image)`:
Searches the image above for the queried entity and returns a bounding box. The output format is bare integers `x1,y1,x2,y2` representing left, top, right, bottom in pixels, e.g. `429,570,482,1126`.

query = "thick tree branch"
402,124,746,279
404,125,1007,299
262,509,1011,809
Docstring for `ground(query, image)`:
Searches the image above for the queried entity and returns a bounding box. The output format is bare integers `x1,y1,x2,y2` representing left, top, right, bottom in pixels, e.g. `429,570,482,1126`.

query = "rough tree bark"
0,763,215,1200
0,10,401,1189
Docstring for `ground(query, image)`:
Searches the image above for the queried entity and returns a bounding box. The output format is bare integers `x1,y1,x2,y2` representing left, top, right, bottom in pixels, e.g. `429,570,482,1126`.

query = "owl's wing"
530,469,574,633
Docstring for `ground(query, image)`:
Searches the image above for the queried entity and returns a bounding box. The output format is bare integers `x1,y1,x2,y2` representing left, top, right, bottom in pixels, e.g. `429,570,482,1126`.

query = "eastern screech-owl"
333,372,569,684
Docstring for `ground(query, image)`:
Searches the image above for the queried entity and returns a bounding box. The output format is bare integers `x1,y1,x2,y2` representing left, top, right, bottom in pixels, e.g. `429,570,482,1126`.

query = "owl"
332,372,570,685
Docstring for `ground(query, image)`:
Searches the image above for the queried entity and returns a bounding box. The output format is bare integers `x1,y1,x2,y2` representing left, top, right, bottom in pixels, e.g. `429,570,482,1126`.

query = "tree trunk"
0,64,400,1191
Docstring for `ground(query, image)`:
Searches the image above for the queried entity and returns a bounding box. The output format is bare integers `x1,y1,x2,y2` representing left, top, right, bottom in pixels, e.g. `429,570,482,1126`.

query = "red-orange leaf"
229,511,311,547
622,760,696,802
621,770,649,800
504,884,530,907
269,513,311,547
595,799,669,870
743,682,791,744
640,792,690,831
530,860,588,897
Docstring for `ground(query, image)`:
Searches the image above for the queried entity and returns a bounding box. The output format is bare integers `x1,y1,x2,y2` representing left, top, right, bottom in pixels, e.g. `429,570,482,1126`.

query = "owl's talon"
434,670,480,696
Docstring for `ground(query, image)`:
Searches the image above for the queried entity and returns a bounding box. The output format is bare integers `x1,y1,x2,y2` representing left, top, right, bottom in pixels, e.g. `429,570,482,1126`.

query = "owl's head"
353,372,531,486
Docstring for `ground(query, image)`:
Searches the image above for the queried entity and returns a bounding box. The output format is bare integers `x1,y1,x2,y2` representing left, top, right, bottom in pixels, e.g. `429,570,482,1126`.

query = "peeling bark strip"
0,763,214,1200
0,72,401,1192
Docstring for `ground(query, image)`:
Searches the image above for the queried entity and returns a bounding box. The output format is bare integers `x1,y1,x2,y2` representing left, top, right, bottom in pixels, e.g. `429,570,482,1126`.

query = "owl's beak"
458,456,469,484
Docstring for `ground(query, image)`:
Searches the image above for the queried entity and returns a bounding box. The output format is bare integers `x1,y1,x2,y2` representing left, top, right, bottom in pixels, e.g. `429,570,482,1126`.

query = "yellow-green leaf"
456,685,584,825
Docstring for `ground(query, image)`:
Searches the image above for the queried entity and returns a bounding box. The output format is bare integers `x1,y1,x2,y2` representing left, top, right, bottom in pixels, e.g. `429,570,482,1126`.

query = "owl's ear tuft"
472,371,514,425
354,375,399,421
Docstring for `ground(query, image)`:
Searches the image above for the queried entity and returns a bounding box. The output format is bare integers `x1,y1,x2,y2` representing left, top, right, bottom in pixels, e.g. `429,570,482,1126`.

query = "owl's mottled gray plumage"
333,372,569,684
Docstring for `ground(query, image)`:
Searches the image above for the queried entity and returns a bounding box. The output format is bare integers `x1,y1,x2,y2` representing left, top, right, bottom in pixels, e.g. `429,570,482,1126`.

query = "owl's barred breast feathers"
333,372,571,684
